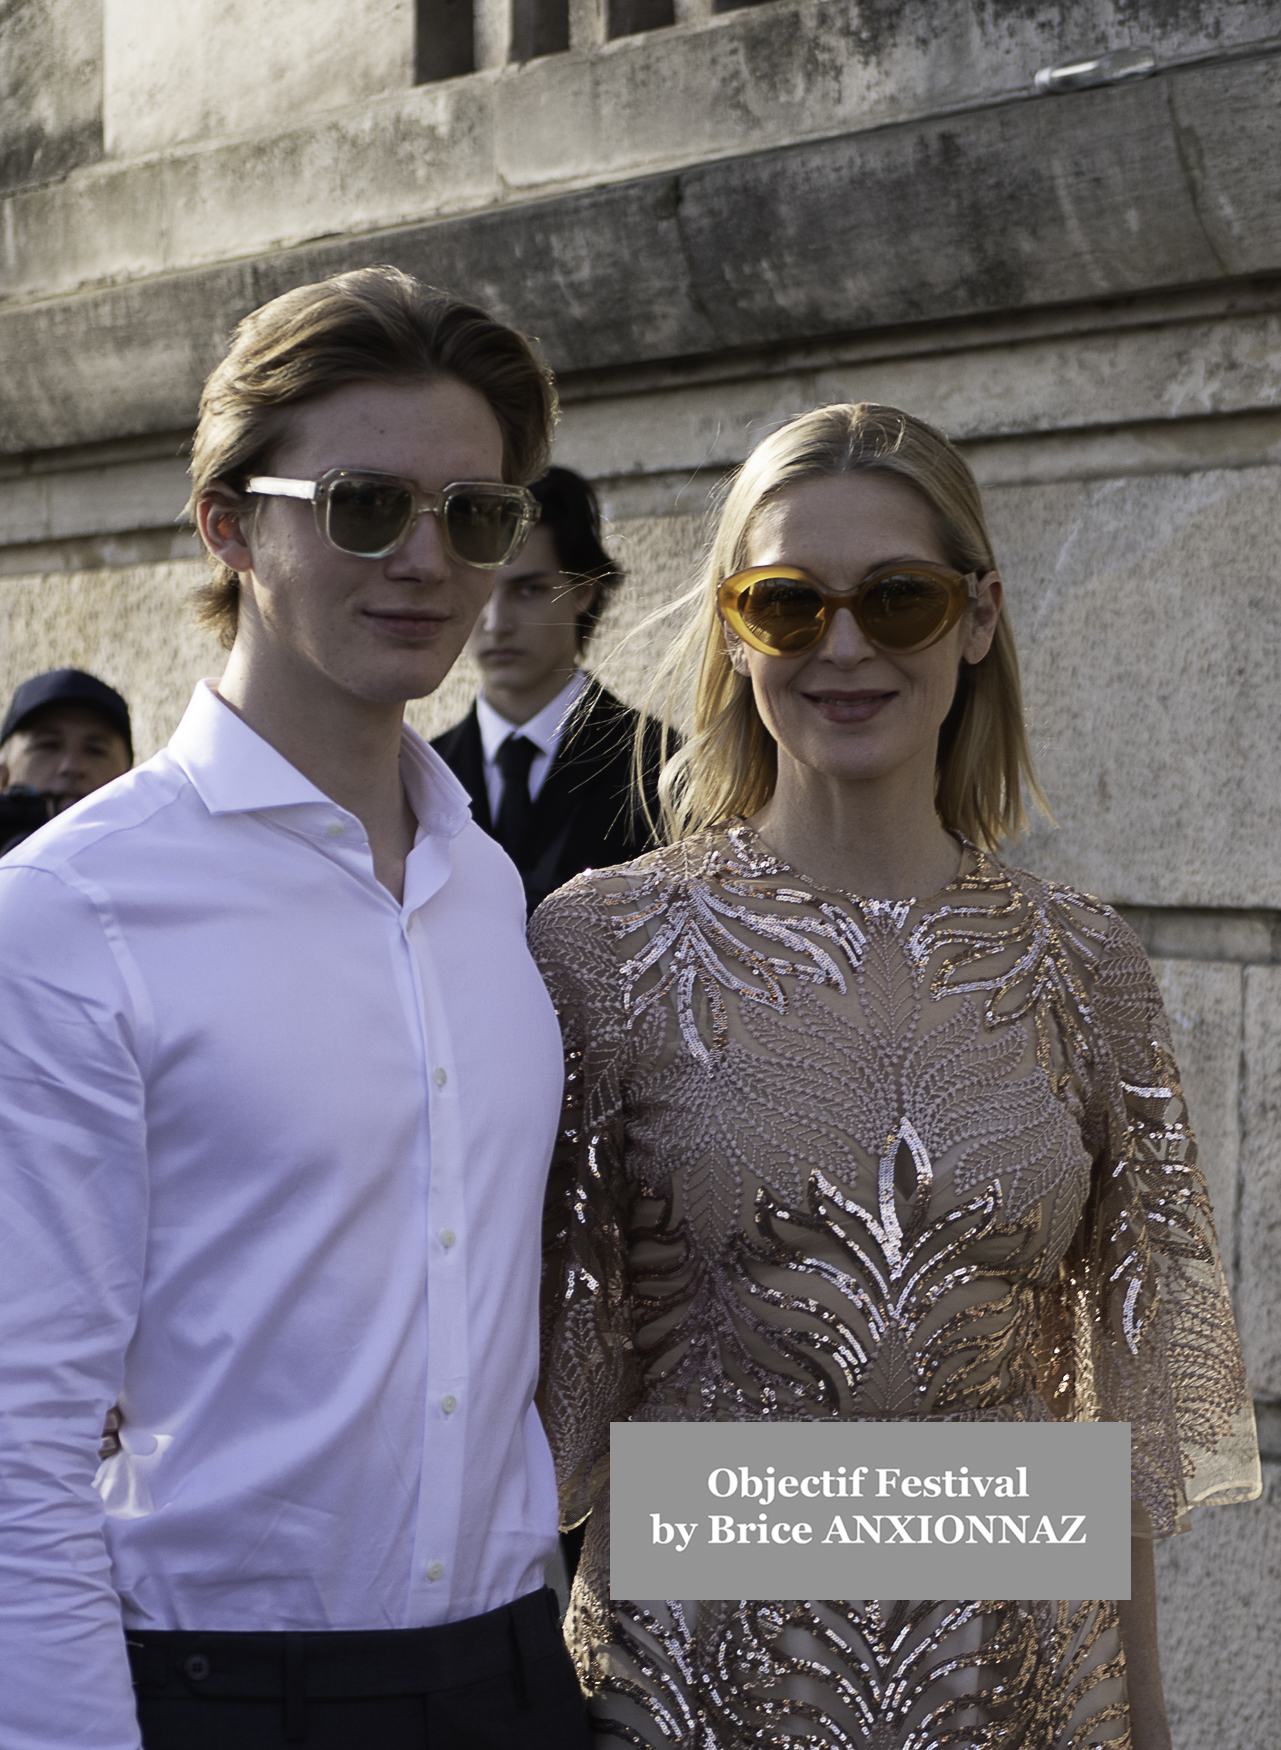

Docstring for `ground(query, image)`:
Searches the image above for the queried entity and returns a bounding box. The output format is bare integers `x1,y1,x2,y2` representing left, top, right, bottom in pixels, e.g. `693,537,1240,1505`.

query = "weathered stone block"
1154,1461,1281,1750
102,0,415,157
7,0,1279,295
0,0,102,195
1240,965,1281,1401
0,562,221,763
1,77,499,302
6,55,1281,454
0,457,191,549
495,0,1281,196
993,465,1281,909
553,309,1281,483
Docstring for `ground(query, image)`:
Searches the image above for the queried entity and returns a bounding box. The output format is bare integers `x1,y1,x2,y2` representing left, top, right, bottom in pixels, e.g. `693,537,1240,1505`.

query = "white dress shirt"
476,666,589,821
0,683,563,1750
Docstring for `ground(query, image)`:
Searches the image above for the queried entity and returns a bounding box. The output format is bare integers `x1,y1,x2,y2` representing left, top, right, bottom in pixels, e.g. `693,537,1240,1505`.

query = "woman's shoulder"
973,846,1156,1007
532,830,725,936
527,833,725,1030
977,847,1133,941
941,849,1166,1085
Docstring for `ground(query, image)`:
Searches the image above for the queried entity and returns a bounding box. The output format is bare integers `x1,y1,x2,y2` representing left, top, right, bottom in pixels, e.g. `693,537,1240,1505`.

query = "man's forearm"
0,1533,140,1750
0,866,148,1746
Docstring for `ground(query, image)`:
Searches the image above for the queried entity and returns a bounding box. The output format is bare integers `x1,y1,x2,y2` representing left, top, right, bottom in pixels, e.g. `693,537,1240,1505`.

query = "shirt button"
326,821,344,838
433,1067,448,1088
426,1560,444,1581
441,1394,457,1414
440,1229,456,1249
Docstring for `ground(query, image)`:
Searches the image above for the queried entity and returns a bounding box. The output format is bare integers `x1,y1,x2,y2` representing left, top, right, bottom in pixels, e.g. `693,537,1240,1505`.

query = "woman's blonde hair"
643,402,1050,850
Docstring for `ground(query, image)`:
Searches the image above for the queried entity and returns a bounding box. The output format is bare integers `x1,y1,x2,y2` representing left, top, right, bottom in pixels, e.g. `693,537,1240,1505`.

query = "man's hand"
99,1405,121,1461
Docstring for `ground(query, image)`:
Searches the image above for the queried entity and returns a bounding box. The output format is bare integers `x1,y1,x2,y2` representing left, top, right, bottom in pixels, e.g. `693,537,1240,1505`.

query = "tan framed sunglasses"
718,563,981,657
246,469,539,568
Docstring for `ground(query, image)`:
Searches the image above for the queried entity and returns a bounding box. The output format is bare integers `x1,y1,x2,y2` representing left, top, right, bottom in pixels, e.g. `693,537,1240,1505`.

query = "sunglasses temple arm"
245,476,319,502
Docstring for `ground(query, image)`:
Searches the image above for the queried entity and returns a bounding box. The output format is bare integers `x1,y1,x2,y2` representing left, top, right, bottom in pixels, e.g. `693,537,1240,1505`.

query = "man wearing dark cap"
0,669,133,851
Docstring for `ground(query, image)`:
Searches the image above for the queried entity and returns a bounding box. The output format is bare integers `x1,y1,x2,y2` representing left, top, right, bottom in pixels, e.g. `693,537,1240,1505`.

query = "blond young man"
0,268,589,1750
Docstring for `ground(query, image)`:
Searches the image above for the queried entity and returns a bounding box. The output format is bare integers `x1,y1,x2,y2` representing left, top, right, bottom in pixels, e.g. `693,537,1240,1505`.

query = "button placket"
403,901,467,1617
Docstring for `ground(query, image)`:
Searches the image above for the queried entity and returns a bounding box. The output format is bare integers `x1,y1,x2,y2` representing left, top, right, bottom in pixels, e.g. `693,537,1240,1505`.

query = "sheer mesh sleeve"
531,877,644,1532
1041,915,1261,1536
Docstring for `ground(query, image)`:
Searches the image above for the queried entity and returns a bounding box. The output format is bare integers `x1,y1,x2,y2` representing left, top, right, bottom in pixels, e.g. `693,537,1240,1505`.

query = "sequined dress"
530,826,1260,1749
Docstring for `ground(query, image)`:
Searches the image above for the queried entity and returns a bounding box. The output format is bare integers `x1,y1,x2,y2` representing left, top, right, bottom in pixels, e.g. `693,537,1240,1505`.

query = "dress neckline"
724,820,979,910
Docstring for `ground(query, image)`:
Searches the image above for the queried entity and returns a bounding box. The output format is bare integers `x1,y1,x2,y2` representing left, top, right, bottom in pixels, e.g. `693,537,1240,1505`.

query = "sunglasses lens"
859,571,954,649
326,477,415,556
443,489,529,567
740,578,827,652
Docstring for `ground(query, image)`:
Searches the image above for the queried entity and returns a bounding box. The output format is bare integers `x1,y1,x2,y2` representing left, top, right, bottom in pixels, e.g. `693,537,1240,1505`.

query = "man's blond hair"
187,266,557,648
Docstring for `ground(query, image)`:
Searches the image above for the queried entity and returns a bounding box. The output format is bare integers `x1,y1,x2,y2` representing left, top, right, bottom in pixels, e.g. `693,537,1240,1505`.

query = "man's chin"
346,638,476,705
475,650,533,677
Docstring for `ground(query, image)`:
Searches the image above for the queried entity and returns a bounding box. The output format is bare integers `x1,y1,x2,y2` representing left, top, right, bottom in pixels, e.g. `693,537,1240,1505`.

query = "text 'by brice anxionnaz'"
648,1464,1089,1551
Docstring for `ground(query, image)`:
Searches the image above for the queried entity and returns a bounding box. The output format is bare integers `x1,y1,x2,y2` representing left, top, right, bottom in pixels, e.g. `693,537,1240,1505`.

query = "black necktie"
494,735,538,862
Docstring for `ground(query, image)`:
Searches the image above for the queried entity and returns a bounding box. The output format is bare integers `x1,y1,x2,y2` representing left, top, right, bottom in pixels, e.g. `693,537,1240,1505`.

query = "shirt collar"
169,680,472,843
476,667,589,766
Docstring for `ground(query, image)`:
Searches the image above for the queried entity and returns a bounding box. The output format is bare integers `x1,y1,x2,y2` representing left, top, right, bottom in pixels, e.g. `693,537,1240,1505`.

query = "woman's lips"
802,689,896,723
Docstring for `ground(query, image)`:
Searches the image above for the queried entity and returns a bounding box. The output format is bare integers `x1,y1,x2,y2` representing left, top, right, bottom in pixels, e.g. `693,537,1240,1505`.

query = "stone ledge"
7,2,1278,294
0,528,199,579
2,55,1280,455
0,455,191,549
556,280,1281,404
1121,907,1281,964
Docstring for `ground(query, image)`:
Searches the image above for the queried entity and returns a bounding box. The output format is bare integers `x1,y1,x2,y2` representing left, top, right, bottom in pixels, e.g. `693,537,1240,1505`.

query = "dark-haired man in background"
0,669,133,852
433,466,663,914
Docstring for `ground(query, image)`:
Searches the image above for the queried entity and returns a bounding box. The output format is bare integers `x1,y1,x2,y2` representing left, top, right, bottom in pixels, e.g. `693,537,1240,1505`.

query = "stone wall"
1,0,1278,1739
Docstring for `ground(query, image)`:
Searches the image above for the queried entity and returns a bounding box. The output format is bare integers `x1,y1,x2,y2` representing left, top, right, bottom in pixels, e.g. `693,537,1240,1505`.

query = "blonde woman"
531,405,1258,1748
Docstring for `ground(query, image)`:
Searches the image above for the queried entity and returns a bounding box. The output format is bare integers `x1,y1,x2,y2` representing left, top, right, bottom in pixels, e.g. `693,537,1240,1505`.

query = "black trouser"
128,1587,590,1749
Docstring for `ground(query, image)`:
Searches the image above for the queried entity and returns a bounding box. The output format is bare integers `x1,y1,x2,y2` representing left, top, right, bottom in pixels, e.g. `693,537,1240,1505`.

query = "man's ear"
197,485,255,576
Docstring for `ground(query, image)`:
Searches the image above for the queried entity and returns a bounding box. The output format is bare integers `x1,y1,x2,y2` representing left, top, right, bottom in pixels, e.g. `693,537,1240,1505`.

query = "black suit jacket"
431,682,666,914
